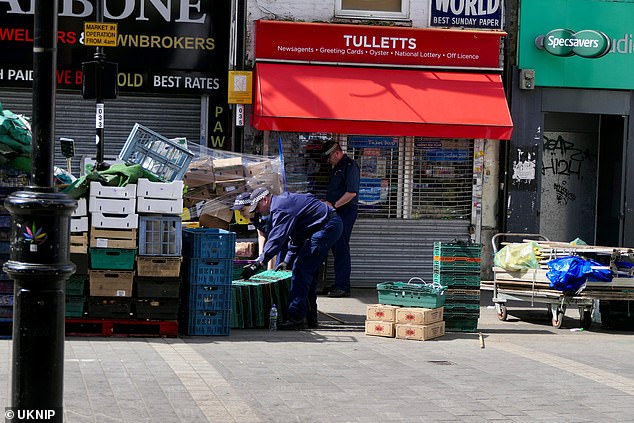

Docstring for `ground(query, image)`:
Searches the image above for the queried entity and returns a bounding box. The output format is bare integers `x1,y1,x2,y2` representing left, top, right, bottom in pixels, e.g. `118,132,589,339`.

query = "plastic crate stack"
67,197,89,319
134,178,183,321
0,187,13,338
432,242,481,332
232,270,292,329
87,182,138,318
181,228,235,335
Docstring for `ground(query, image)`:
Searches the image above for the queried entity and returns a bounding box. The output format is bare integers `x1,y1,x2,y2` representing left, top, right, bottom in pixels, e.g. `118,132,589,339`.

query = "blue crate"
186,309,231,335
139,215,182,256
187,283,232,311
184,258,233,285
182,228,235,259
118,123,194,182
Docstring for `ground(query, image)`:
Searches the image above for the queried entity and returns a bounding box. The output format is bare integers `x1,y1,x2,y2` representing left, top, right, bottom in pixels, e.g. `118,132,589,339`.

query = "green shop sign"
537,29,611,58
518,0,634,90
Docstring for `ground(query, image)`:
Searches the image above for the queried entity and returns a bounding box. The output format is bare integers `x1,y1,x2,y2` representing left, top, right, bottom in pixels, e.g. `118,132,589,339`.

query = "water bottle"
269,304,278,331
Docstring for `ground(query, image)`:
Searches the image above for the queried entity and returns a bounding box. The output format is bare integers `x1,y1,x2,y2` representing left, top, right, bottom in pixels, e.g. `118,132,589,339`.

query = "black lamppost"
3,1,75,420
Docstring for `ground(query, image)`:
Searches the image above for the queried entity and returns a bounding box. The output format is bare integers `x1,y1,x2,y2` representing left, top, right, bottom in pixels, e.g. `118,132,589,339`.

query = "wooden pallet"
65,318,178,338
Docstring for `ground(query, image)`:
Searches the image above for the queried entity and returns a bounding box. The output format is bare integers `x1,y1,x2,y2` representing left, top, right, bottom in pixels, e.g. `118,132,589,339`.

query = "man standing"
240,188,343,330
322,141,360,298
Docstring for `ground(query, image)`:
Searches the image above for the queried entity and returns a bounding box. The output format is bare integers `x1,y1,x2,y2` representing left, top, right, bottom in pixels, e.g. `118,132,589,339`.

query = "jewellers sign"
537,29,611,58
0,0,230,94
430,0,503,30
255,20,505,71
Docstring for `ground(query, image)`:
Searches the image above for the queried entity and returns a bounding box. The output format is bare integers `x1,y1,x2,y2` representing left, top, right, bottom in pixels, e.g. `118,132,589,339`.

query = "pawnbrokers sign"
0,1,230,94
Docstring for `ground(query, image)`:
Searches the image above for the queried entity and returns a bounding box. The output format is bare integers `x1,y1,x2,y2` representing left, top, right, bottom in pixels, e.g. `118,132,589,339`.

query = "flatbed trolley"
491,233,595,329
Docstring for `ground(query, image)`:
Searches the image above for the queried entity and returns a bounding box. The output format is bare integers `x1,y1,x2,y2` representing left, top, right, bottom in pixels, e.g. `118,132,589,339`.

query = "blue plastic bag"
546,256,612,293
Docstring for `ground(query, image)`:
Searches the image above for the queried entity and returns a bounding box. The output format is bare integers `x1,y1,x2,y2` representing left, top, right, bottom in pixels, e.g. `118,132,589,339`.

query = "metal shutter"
0,89,201,174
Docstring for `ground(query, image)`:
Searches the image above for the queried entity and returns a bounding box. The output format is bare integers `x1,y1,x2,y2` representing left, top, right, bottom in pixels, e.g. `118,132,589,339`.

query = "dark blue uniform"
257,192,343,322
326,154,360,293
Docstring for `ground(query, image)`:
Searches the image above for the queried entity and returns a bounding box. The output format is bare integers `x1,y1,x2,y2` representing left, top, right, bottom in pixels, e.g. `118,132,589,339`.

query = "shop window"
335,0,409,20
271,132,473,221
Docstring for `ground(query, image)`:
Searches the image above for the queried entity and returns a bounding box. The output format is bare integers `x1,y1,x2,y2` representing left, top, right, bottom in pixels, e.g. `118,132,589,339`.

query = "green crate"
433,260,481,273
90,248,137,270
444,314,479,332
231,285,244,329
376,281,446,308
66,275,87,296
433,242,481,258
433,272,480,288
443,302,480,314
65,296,85,318
232,281,265,328
445,288,480,303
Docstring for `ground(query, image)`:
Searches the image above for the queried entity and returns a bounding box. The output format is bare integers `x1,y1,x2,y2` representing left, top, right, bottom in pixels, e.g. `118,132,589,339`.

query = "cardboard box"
235,242,257,259
137,178,183,200
247,173,282,195
89,270,134,297
89,182,136,199
395,321,445,341
198,214,230,230
366,304,400,322
395,307,444,325
185,158,215,188
215,178,246,197
199,199,233,222
213,157,244,180
244,160,274,178
365,320,395,337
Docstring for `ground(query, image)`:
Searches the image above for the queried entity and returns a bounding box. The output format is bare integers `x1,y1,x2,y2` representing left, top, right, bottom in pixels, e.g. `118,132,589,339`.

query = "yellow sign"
228,71,253,104
84,22,118,47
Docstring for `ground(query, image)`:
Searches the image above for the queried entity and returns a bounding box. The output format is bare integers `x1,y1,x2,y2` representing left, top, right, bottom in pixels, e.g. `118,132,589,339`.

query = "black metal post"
94,0,106,170
3,1,75,421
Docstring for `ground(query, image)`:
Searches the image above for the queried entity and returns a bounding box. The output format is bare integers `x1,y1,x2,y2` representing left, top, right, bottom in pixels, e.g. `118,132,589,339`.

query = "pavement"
1,288,634,422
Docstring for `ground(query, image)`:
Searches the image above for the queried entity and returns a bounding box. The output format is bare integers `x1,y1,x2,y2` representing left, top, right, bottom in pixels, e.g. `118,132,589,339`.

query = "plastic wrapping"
546,256,612,293
493,241,540,271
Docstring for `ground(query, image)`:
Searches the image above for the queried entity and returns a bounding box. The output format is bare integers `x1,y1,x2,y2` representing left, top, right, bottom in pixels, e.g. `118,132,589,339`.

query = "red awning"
252,63,513,140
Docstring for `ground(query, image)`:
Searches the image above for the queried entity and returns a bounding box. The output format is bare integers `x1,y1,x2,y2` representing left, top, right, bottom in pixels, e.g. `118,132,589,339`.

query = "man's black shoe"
328,289,350,298
278,318,307,330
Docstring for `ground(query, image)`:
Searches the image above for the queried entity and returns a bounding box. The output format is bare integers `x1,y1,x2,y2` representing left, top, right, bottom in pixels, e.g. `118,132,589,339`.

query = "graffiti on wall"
542,134,594,180
553,182,576,205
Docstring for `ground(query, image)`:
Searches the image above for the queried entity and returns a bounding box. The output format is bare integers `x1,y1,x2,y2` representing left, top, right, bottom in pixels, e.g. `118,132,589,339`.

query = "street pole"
94,0,107,171
3,1,75,421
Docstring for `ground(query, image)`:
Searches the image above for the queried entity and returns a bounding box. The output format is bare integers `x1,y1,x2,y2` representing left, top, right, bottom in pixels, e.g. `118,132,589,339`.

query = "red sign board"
255,20,504,70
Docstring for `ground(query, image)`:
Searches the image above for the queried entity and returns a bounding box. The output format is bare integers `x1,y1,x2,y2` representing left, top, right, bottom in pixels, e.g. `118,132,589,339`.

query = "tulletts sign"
536,29,611,58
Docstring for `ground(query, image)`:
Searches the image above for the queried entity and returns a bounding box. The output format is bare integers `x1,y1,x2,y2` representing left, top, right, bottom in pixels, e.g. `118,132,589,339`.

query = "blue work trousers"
288,214,343,321
331,205,357,292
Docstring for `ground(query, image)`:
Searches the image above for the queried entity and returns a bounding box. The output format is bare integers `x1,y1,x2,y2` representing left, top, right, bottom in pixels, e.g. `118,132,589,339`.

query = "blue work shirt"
326,154,360,208
252,213,271,236
257,192,333,265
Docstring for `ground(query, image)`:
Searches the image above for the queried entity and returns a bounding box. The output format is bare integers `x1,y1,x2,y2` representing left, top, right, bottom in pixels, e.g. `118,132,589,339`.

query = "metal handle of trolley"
491,233,594,329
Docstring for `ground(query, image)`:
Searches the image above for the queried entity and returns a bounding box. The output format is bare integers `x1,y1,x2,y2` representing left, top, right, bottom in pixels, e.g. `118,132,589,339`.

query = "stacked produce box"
432,242,481,332
181,228,235,335
135,178,183,320
87,182,138,318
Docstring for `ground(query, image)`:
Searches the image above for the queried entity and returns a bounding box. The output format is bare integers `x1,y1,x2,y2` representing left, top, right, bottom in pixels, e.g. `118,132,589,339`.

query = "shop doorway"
540,113,626,245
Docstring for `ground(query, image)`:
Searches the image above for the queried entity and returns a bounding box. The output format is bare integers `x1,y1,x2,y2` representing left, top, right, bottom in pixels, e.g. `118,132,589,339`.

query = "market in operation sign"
83,22,117,47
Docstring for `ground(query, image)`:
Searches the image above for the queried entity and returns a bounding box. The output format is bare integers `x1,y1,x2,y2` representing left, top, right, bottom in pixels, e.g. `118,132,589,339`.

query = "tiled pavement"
1,289,633,422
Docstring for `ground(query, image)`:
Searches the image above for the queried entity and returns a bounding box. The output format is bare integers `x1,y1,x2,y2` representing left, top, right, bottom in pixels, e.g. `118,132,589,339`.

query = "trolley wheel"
496,304,508,321
552,310,564,329
581,308,592,330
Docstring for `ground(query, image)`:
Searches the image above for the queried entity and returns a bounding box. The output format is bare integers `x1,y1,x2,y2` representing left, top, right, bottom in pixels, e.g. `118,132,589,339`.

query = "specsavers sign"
518,0,634,89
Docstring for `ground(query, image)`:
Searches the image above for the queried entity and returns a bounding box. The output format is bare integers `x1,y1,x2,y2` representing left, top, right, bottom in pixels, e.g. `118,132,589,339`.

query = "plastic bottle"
269,304,278,331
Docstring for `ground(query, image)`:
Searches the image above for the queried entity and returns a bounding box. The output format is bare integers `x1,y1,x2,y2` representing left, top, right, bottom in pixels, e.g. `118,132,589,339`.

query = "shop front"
249,21,513,287
508,0,634,246
0,1,234,173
